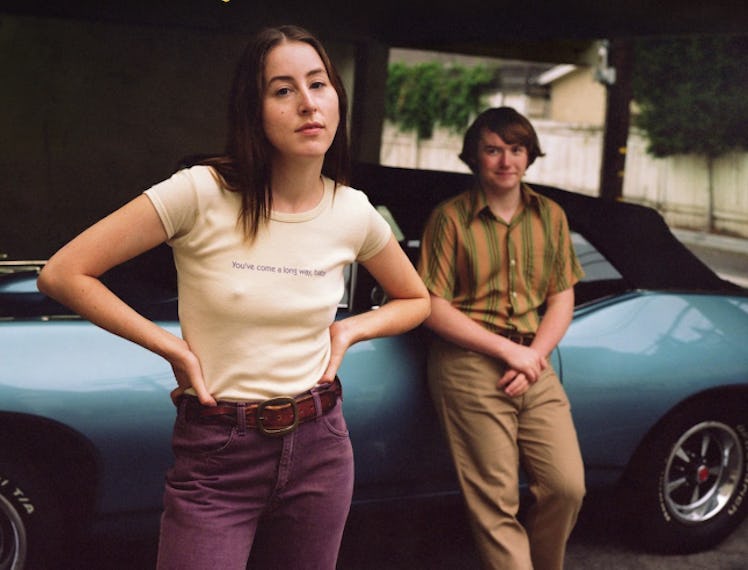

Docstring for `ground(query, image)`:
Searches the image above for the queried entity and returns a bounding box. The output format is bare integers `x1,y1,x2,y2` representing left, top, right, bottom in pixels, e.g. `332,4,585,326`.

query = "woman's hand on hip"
169,339,216,406
319,319,354,384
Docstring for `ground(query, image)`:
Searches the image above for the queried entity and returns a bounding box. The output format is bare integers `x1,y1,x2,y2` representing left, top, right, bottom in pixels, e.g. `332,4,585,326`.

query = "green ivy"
385,62,495,139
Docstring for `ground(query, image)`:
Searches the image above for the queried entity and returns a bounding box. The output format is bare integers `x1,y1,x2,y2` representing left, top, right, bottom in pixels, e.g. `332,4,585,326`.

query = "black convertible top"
350,162,741,293
1,163,740,320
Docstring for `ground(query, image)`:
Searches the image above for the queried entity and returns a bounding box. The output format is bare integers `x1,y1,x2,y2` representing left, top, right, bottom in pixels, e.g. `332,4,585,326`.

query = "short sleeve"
355,197,392,262
418,206,457,301
547,205,585,295
143,168,202,240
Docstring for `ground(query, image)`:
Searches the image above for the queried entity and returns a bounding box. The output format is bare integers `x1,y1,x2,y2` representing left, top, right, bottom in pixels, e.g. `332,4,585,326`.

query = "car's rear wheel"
623,398,748,553
0,459,64,570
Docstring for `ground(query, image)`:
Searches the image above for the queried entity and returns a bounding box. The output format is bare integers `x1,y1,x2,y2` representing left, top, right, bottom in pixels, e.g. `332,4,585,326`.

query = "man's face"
474,128,529,195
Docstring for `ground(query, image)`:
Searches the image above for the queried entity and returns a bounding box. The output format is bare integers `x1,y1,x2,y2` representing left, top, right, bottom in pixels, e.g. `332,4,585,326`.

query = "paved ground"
674,229,748,288
338,491,748,569
73,491,748,569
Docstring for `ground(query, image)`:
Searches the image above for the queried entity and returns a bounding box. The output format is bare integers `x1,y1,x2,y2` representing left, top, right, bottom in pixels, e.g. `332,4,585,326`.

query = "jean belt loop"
178,395,189,418
236,402,247,435
311,389,323,419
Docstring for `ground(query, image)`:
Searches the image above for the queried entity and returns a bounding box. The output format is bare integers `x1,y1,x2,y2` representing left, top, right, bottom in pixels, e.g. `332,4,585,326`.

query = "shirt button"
510,259,516,266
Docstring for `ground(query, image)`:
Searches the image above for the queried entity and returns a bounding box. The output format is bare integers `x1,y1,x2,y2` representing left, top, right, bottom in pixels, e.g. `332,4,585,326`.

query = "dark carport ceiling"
3,1,747,58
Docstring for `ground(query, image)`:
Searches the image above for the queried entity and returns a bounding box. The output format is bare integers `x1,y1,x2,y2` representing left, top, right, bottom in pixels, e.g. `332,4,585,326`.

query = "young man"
419,107,585,570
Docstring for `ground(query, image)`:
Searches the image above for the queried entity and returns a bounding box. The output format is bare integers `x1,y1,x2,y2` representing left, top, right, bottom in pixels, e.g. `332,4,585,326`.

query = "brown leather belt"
497,330,535,347
183,378,342,437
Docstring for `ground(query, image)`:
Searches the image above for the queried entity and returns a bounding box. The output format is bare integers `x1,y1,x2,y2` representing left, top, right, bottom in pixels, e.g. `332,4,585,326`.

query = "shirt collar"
469,182,542,222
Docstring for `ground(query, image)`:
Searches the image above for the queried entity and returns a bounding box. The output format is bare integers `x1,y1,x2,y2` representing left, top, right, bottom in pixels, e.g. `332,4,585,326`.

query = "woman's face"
262,41,340,161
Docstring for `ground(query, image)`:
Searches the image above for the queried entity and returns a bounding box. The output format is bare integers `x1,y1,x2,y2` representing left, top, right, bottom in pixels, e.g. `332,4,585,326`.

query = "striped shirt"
418,183,583,335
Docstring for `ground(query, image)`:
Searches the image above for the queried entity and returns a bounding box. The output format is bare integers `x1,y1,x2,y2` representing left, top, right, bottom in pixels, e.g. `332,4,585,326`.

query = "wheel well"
623,385,748,483
0,413,100,535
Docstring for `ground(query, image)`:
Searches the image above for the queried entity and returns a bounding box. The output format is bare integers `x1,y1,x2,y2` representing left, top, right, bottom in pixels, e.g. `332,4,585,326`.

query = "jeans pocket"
172,416,235,457
321,401,349,438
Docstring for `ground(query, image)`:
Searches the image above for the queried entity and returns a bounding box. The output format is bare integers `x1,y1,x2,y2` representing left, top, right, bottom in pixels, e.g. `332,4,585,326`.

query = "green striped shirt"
418,183,584,335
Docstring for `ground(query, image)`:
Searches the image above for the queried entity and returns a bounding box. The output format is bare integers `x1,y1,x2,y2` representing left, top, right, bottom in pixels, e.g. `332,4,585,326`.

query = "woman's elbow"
37,259,72,301
413,282,431,321
394,291,430,331
417,296,431,323
37,263,60,299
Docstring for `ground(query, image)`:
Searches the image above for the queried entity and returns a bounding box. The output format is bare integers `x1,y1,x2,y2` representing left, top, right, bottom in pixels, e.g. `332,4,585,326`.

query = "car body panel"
2,318,178,514
0,314,453,517
560,291,748,474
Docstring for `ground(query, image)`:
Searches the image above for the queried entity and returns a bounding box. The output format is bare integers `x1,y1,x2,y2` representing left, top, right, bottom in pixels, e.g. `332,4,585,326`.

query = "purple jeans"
156,390,354,570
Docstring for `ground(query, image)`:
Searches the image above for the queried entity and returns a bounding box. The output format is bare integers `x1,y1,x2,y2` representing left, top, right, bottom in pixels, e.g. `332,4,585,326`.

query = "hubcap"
696,464,710,484
663,420,744,524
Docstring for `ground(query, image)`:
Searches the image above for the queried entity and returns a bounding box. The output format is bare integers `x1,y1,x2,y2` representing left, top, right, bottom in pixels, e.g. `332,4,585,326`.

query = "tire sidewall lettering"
1,474,36,517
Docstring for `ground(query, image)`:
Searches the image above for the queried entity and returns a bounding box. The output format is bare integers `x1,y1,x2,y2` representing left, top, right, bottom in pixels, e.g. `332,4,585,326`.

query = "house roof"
536,64,578,86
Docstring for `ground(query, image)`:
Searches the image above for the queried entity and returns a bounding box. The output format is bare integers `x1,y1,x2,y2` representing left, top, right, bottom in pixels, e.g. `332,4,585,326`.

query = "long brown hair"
201,25,350,241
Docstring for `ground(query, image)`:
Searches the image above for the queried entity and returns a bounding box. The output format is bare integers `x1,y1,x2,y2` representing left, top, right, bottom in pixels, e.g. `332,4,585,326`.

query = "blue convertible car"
2,164,747,569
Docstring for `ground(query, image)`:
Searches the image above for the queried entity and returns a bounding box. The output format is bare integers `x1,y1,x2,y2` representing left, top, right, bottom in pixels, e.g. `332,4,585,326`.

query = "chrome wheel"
663,420,744,524
0,494,27,570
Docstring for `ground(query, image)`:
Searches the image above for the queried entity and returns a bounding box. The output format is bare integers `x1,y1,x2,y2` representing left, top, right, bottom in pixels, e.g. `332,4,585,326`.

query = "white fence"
380,121,748,238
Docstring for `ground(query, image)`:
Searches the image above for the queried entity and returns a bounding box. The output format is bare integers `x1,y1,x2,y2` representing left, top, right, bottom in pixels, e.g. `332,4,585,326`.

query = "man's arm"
529,287,575,358
496,287,575,395
424,294,547,385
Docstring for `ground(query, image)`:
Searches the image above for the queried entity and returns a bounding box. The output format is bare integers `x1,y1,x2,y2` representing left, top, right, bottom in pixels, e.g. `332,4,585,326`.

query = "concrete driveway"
70,493,748,569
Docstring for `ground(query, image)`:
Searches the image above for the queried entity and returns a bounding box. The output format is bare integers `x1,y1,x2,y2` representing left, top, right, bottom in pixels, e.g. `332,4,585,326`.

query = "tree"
632,35,748,231
385,62,495,140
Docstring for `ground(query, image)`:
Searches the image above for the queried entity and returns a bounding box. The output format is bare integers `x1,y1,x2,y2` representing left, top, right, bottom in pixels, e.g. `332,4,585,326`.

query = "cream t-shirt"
144,165,391,401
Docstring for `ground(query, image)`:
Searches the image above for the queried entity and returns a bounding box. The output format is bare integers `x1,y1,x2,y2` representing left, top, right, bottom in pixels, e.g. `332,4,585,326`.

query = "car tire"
0,458,65,570
622,398,748,553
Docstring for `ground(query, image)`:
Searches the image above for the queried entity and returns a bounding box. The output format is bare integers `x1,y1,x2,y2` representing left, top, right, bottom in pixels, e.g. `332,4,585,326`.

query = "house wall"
548,67,606,125
380,122,748,238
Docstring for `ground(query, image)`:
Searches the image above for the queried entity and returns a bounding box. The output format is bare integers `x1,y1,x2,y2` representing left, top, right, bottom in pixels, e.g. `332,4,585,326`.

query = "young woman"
38,25,429,569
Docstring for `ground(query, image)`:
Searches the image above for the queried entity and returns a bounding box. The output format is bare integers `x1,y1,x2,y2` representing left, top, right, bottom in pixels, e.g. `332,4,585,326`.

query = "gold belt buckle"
257,396,299,437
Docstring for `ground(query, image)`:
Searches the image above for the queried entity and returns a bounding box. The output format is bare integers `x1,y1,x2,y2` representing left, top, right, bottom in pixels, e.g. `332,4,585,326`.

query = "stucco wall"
548,67,606,125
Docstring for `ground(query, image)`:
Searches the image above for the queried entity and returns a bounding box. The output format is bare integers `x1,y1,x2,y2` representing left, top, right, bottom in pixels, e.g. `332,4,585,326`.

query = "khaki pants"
428,337,585,570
